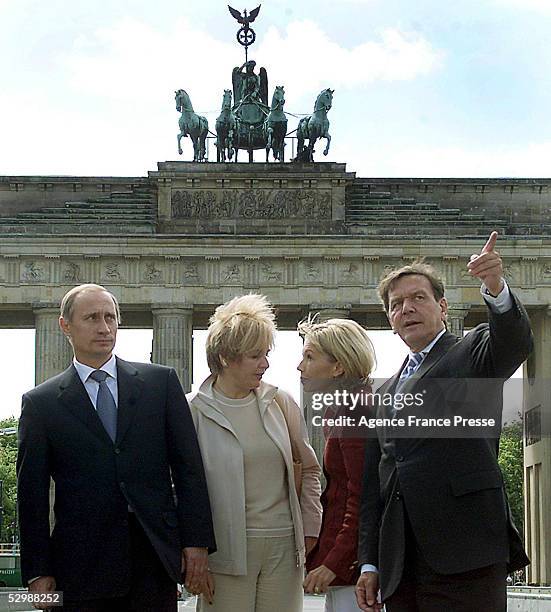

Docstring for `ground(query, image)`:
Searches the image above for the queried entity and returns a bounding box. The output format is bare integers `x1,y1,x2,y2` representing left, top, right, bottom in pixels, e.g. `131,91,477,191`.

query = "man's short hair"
206,294,276,376
378,261,445,312
60,284,121,323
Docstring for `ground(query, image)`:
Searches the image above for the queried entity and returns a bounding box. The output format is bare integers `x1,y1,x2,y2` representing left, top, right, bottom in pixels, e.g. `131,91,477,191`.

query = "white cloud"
260,22,442,96
63,17,442,107
491,0,551,12
341,139,551,177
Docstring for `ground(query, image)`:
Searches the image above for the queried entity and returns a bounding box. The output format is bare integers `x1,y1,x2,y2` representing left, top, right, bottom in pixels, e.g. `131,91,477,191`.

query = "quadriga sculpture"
175,89,209,162
295,88,334,162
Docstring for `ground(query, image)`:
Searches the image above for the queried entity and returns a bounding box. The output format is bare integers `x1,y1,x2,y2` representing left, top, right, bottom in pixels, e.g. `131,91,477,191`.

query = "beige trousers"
197,535,303,612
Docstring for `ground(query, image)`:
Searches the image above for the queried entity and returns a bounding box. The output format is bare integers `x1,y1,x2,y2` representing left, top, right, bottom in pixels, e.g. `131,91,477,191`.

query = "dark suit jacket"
17,358,216,601
358,292,533,601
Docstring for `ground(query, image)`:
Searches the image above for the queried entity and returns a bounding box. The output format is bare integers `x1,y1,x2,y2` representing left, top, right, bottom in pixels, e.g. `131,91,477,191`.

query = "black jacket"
358,293,533,601
17,357,215,600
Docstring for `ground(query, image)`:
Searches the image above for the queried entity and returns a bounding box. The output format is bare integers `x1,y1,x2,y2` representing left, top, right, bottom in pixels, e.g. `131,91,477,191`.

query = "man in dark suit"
356,232,533,611
17,283,215,611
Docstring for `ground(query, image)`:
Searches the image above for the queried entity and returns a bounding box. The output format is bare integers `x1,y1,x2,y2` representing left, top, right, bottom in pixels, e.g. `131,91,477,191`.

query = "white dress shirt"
73,354,118,409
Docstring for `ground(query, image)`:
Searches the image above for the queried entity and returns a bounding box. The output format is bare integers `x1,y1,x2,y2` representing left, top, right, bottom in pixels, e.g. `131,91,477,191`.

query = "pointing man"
356,233,533,611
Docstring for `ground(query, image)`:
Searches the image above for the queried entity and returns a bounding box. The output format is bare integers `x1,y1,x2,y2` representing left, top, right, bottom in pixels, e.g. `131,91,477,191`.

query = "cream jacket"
187,376,322,575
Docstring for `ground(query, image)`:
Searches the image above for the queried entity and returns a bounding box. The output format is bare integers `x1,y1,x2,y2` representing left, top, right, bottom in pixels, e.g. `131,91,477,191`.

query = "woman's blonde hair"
297,316,376,383
206,294,276,375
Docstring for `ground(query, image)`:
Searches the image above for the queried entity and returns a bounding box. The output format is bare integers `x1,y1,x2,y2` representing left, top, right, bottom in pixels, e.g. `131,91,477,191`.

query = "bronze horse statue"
264,85,287,162
175,89,208,162
295,88,334,162
215,89,236,162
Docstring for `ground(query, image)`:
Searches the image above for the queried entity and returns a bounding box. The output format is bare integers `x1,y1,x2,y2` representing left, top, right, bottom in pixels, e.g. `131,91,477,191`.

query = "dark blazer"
358,293,533,601
17,358,215,601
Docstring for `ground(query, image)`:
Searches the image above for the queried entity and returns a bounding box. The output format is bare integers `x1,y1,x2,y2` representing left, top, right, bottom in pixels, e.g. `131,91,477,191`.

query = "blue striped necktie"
89,370,117,442
396,352,424,393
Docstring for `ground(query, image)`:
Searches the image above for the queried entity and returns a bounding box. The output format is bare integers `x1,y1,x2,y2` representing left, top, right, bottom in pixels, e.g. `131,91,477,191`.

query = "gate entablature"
151,161,352,235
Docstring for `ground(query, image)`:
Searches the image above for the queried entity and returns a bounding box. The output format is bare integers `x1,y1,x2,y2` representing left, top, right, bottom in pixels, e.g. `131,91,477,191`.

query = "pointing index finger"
481,231,498,254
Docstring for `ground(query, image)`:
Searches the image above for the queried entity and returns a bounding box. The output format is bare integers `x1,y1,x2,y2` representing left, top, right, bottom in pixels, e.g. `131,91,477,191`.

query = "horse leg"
323,132,331,156
228,130,234,160
296,134,304,161
200,134,207,162
266,127,273,163
306,137,315,162
177,133,184,156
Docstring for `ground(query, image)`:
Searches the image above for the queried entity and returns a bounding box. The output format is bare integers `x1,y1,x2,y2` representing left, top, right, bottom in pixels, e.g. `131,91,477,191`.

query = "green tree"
0,417,18,542
499,419,524,538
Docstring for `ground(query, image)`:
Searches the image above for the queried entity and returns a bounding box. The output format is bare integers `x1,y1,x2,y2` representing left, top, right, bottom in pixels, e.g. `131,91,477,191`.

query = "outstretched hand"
467,231,504,296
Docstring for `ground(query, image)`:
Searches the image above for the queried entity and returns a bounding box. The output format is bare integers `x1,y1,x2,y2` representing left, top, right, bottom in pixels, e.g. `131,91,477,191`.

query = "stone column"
524,306,551,585
152,307,193,392
446,304,470,337
304,305,352,473
33,306,73,530
33,306,72,385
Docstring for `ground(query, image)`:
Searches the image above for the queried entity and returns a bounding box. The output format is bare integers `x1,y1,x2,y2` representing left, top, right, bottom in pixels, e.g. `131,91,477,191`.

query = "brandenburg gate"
0,161,550,584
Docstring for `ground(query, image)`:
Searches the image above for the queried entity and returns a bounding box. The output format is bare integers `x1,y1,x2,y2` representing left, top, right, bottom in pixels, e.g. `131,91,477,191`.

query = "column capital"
310,303,352,311
309,304,352,321
151,304,194,314
446,303,470,318
446,304,470,337
32,303,60,313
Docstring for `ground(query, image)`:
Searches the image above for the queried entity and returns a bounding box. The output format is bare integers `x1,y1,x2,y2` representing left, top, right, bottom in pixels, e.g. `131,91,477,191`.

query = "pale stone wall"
1,163,550,583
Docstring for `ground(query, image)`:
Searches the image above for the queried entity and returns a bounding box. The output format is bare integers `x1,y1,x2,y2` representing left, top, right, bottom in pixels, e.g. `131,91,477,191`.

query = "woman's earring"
221,358,228,368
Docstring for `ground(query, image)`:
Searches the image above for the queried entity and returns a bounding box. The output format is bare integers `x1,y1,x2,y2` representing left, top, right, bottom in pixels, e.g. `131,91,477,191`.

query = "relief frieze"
144,262,163,282
342,262,359,281
303,261,321,281
261,262,282,282
182,263,199,281
23,262,44,282
64,262,81,283
104,263,123,282
171,189,331,220
222,264,241,283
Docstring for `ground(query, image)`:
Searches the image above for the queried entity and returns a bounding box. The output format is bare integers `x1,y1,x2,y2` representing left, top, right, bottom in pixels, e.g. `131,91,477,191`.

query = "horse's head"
314,88,334,112
175,89,192,112
271,85,285,110
221,89,232,110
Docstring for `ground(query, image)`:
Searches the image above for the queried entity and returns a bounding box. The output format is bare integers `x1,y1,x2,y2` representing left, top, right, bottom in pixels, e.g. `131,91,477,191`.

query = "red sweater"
306,409,367,586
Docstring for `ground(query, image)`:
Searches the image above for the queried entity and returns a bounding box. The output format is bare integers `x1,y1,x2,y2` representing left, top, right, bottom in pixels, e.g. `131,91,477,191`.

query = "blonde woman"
298,318,376,612
188,294,322,612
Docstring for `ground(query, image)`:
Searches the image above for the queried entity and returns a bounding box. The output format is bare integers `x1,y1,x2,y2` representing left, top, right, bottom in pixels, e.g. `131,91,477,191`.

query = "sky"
1,0,551,176
0,0,530,418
